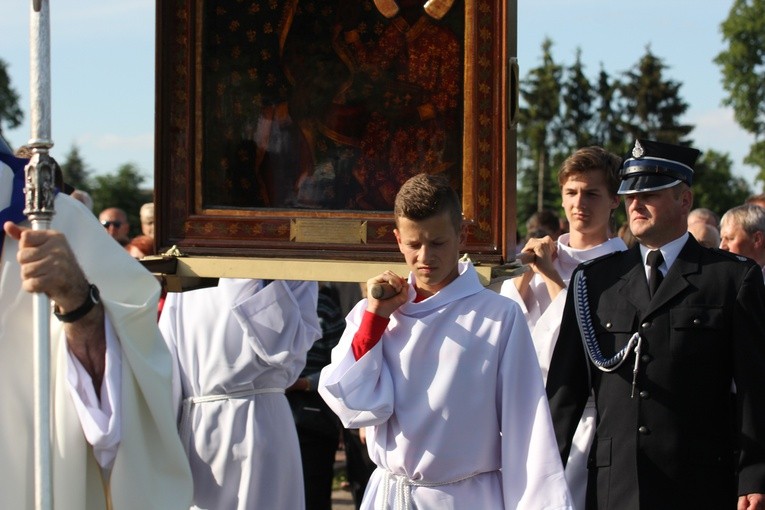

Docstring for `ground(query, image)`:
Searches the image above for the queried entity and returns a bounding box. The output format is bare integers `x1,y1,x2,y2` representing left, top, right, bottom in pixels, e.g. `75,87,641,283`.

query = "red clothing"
351,291,428,359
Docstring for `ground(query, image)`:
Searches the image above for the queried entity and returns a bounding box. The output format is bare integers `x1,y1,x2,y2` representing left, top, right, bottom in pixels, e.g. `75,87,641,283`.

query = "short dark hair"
558,146,621,196
394,173,462,232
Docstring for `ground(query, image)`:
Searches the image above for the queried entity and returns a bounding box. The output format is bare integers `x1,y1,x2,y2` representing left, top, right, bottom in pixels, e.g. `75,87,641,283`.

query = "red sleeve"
351,310,390,360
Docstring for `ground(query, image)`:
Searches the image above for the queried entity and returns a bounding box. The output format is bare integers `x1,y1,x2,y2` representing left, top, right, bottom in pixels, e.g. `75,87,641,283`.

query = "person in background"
159,278,321,510
687,207,719,231
70,189,94,211
499,146,627,509
719,204,765,278
320,173,572,509
525,208,563,241
99,207,130,246
1,145,192,508
126,234,155,259
688,221,721,249
746,193,765,210
287,283,345,510
617,222,638,249
547,139,765,509
140,202,155,238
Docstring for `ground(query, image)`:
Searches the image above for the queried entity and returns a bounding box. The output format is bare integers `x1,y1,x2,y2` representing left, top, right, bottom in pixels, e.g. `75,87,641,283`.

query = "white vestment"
499,234,627,509
319,262,572,509
159,278,322,510
0,162,193,509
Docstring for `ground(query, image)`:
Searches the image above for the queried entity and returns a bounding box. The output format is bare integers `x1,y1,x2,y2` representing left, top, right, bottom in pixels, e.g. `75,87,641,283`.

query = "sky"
1,0,759,191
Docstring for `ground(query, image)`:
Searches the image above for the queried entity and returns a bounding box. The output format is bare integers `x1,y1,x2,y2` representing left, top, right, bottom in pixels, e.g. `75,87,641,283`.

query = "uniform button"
639,390,650,399
638,426,651,435
641,321,651,329
641,354,652,363
605,322,612,329
693,318,701,326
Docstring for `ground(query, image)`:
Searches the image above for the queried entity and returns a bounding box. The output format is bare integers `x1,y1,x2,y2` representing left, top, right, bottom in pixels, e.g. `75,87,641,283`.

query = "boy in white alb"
500,147,627,508
319,173,572,509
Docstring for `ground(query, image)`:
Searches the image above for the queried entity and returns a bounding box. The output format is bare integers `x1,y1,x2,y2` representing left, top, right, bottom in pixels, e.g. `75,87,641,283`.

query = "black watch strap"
54,284,100,323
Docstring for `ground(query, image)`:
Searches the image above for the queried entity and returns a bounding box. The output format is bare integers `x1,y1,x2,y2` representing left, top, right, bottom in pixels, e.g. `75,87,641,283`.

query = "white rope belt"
379,469,488,510
179,387,284,444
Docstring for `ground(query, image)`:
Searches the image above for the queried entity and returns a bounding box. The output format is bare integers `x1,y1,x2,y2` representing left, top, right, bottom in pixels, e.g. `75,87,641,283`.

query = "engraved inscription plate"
290,219,367,244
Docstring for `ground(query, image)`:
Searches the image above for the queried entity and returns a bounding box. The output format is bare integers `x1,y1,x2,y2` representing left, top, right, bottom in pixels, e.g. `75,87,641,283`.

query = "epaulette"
712,248,754,264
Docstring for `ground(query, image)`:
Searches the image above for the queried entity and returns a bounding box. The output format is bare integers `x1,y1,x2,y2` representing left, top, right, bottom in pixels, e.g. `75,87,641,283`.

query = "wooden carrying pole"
26,1,55,509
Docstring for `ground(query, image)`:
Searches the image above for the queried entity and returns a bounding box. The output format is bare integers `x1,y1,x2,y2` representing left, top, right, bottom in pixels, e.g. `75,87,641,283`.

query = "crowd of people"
3,136,765,510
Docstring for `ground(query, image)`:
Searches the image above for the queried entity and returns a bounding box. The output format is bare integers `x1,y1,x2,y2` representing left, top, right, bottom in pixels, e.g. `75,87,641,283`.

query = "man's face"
720,218,763,264
141,217,155,238
99,209,130,243
394,212,462,297
625,185,691,249
561,171,619,240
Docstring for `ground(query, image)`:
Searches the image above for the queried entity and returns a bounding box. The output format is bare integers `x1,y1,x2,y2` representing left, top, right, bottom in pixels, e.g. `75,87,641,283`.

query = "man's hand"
5,221,90,308
5,221,106,392
365,270,408,318
514,235,565,301
738,494,765,510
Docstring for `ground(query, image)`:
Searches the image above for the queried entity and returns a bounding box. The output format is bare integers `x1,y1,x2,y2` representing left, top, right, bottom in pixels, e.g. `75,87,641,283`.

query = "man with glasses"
98,207,130,246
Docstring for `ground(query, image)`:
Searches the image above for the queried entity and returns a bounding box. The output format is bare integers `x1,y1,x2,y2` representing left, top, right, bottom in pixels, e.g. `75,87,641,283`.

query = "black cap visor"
617,174,681,195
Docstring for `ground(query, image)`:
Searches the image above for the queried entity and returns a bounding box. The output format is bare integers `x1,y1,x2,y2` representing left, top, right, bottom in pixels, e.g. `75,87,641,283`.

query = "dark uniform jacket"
546,236,765,509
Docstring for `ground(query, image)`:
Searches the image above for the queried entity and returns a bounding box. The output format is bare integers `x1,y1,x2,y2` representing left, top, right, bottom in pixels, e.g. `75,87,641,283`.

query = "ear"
459,223,467,248
394,228,404,254
609,193,621,211
754,230,765,250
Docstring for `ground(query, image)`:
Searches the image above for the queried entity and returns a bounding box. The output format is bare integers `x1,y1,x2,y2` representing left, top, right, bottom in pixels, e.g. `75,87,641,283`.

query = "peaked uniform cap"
618,139,701,195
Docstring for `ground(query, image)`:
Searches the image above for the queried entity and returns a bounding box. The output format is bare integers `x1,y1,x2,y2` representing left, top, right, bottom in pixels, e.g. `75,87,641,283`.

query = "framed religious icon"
155,0,518,264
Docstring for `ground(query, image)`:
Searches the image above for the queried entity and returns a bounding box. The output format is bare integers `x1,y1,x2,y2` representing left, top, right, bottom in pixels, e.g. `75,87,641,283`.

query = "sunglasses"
101,220,123,229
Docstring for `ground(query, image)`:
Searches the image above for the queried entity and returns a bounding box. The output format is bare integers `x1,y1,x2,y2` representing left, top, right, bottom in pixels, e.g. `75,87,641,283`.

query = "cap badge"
632,140,644,158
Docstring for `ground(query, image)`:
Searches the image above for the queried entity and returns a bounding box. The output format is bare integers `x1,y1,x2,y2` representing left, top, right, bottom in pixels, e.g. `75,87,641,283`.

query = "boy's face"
394,212,462,297
561,171,619,238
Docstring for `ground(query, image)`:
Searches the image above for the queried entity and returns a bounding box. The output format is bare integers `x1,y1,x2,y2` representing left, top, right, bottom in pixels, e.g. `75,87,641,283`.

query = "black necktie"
647,250,664,297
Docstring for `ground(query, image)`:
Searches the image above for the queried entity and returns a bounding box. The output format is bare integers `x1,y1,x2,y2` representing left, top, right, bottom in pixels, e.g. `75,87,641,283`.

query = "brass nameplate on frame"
290,219,367,244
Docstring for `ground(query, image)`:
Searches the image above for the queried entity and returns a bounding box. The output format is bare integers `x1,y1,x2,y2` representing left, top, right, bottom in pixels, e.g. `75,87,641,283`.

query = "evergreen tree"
592,65,628,156
91,163,152,238
60,144,92,192
518,38,563,220
560,48,595,152
619,47,693,145
715,0,765,181
691,149,751,217
0,58,23,138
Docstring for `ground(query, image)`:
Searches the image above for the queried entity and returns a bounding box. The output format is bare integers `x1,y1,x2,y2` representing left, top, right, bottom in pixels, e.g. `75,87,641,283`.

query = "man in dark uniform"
546,139,765,510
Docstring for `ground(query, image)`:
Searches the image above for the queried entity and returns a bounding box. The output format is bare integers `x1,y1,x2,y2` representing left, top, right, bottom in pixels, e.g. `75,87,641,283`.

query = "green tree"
60,144,92,191
91,163,152,237
0,58,23,138
715,0,765,181
592,65,628,156
691,149,752,216
619,47,693,145
518,38,563,220
559,48,595,152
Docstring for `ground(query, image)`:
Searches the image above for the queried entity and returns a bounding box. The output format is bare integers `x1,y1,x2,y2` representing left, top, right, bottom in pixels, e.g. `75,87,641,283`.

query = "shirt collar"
639,232,689,273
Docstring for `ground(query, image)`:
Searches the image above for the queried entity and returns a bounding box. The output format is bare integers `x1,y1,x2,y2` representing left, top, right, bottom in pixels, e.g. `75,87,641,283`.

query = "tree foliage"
618,47,693,145
691,149,752,216
715,0,765,180
0,58,23,135
59,144,92,192
518,38,563,220
516,43,724,225
90,163,152,237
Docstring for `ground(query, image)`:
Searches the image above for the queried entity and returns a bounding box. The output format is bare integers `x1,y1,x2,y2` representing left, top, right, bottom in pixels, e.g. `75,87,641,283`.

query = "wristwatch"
53,283,100,323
